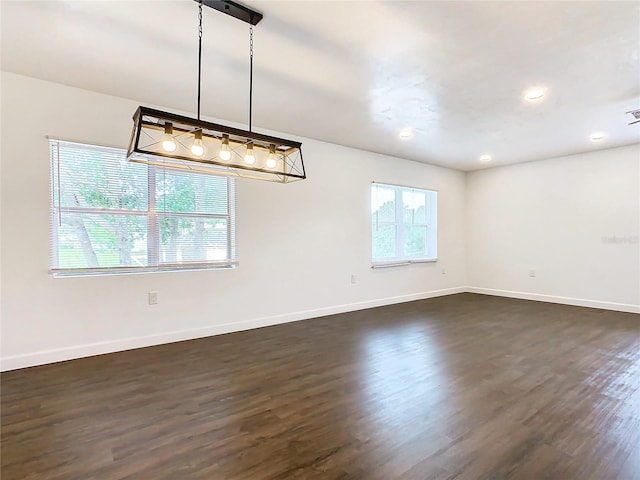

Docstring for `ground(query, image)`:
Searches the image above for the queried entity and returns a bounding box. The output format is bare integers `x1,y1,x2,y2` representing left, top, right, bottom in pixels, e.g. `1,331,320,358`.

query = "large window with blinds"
371,182,437,267
50,139,236,275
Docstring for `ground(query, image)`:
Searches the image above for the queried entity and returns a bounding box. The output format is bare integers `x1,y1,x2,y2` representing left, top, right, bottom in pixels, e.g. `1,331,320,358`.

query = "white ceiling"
2,0,639,171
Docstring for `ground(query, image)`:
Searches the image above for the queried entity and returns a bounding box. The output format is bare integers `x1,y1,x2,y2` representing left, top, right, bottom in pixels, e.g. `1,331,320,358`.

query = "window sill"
51,263,238,278
371,258,437,269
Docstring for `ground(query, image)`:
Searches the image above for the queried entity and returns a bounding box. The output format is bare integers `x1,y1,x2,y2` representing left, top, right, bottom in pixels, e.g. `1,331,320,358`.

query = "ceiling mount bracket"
196,0,263,25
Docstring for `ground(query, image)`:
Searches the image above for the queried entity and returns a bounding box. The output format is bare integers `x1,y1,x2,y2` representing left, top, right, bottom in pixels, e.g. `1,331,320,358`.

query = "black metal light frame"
127,107,306,182
126,0,306,183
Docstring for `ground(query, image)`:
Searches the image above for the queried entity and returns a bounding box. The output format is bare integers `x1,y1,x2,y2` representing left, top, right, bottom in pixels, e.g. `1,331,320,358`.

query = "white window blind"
50,139,236,275
371,182,437,267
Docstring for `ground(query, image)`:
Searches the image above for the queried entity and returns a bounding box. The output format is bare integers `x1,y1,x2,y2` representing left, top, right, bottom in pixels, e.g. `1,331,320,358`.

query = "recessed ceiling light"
524,88,545,101
590,132,606,141
399,130,413,140
479,154,492,162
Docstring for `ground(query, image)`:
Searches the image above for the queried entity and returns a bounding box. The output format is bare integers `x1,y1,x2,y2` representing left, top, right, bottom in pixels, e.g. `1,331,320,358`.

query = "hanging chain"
248,24,254,132
197,1,203,120
250,25,254,58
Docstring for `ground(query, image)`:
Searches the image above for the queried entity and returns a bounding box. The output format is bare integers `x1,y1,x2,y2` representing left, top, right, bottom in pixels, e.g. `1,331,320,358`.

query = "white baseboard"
0,287,465,372
467,287,640,314
4,286,636,372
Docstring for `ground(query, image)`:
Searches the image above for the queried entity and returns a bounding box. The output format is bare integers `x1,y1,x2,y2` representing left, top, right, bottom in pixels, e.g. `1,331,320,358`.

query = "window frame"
370,182,437,268
49,139,237,277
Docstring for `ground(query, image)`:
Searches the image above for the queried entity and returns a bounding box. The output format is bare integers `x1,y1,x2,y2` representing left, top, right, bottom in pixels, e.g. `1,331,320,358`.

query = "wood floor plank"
2,293,639,479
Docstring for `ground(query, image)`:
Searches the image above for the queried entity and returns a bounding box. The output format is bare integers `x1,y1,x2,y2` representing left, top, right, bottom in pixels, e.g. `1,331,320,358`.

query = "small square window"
371,183,437,266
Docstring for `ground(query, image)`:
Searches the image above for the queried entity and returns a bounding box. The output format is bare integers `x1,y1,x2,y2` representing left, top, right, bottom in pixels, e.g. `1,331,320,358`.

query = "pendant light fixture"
126,0,306,183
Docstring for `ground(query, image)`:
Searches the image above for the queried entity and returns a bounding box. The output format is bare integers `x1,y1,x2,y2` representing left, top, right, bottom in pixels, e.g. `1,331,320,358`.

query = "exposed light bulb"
162,122,177,152
191,129,204,157
244,142,256,165
265,158,277,169
266,144,277,169
219,134,231,161
162,139,177,152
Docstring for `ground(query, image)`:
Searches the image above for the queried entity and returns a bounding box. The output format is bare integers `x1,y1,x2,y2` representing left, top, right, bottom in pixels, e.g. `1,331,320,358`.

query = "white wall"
0,72,467,370
3,72,637,371
466,145,640,312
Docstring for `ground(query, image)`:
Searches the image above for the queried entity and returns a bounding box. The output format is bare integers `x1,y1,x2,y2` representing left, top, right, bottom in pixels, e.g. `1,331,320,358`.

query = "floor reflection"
358,323,453,437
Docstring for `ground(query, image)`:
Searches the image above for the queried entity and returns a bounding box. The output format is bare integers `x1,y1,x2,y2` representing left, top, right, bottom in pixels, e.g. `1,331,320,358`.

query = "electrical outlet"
148,291,158,305
351,274,357,284
529,269,536,278
442,267,446,275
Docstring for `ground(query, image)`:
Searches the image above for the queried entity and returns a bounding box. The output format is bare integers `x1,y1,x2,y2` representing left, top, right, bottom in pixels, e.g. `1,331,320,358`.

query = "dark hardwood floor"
2,293,639,479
